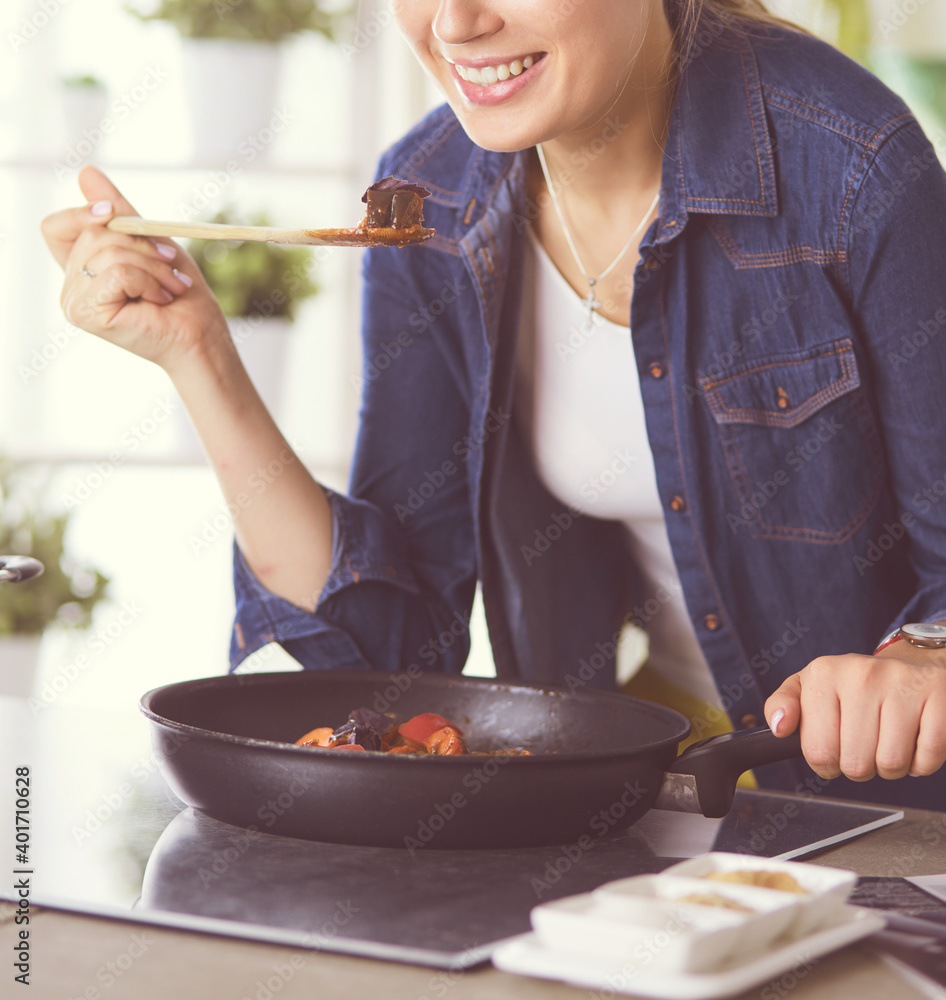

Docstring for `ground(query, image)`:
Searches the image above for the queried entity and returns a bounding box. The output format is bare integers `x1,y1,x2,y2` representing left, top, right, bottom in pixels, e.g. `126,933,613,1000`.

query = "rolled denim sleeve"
231,182,478,673
845,118,946,640
230,489,421,669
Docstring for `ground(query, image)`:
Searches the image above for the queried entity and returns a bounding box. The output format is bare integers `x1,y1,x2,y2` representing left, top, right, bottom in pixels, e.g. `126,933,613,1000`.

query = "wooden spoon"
107,216,435,248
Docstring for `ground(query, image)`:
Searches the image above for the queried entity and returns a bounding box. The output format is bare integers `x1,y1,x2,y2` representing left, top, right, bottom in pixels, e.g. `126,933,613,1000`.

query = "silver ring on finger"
80,265,95,278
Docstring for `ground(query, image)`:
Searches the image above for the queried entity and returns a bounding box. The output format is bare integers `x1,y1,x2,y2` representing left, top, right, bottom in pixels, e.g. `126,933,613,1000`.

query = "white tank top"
515,231,722,706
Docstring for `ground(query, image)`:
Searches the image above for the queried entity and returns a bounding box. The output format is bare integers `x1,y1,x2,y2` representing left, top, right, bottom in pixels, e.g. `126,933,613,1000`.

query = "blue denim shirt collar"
664,31,779,228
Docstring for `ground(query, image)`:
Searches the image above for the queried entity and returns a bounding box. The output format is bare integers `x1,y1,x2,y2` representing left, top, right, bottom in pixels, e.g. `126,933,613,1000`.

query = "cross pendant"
586,279,601,319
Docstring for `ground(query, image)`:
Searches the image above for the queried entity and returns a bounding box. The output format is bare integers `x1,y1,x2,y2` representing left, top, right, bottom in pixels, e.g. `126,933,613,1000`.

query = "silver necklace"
535,143,660,320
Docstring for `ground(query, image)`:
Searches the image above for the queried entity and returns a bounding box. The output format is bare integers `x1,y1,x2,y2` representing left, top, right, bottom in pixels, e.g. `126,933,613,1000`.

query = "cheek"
390,0,427,48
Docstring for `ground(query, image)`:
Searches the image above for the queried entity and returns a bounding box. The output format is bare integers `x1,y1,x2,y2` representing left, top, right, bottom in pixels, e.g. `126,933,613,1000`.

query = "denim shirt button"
669,494,686,512
648,362,666,379
703,613,721,631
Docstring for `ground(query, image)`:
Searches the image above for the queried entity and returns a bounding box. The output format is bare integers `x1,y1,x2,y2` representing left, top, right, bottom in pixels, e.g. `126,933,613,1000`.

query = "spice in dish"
703,870,808,894
676,893,756,912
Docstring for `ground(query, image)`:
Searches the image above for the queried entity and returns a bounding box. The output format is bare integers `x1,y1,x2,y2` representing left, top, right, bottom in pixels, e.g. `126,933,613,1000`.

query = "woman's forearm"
168,331,333,612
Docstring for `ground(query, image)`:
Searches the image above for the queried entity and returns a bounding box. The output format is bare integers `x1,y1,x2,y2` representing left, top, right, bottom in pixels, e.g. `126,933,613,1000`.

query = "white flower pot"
229,315,294,416
181,38,283,162
58,85,110,161
0,634,43,699
176,316,294,458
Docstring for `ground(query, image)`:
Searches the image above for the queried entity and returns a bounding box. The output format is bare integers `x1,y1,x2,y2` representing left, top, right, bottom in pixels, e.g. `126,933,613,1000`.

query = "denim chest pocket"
698,338,884,543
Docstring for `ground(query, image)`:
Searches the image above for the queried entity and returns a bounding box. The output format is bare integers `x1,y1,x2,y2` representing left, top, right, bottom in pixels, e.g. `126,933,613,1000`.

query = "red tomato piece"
398,713,461,745
332,743,367,752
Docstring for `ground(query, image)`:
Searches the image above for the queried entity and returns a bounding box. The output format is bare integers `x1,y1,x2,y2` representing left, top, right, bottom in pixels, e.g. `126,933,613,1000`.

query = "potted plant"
125,0,351,161
184,209,319,431
0,461,109,698
58,73,109,160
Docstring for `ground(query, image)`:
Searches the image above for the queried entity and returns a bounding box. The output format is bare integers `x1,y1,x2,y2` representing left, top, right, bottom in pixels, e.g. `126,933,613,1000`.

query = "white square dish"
661,852,857,935
591,873,799,960
531,890,746,974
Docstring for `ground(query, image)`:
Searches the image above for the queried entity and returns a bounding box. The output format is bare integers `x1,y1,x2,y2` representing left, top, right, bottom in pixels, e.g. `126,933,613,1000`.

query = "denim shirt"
232,16,946,804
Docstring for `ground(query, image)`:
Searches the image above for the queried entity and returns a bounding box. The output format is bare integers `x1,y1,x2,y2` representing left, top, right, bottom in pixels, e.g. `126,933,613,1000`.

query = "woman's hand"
764,644,946,781
40,165,229,373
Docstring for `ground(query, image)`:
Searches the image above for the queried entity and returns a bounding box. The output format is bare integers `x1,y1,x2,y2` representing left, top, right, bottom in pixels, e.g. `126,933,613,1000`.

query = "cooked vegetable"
398,713,459,745
296,727,334,747
423,726,467,755
293,707,530,756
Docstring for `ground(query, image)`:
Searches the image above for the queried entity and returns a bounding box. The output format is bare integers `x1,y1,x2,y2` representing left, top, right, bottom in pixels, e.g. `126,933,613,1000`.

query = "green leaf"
124,0,354,43
0,461,110,635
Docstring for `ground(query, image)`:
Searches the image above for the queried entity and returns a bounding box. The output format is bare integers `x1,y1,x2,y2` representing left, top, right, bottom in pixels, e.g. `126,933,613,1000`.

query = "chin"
447,106,545,154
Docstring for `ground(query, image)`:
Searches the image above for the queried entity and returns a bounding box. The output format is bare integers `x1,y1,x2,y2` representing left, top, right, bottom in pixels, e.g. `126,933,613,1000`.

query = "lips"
448,53,547,107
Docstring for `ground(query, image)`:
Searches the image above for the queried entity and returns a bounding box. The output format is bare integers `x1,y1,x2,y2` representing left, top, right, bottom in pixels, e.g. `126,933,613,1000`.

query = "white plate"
492,905,885,1000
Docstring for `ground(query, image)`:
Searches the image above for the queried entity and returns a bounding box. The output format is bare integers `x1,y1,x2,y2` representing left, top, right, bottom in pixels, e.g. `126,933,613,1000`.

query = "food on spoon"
676,893,756,912
299,177,435,248
362,176,431,229
294,707,531,756
703,870,808,894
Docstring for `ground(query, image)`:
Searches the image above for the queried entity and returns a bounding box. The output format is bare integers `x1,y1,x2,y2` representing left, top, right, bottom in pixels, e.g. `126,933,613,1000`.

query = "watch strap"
874,629,904,655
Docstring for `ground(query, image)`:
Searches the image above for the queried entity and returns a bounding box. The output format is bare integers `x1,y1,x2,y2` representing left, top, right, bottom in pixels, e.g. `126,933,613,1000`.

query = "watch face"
901,623,946,646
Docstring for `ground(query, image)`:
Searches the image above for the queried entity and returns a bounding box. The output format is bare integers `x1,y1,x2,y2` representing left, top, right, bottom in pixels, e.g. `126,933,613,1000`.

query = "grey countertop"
3,805,946,999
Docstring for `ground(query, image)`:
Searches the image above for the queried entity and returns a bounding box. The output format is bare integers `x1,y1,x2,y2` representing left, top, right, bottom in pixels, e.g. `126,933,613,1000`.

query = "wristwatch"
899,623,946,648
875,622,946,653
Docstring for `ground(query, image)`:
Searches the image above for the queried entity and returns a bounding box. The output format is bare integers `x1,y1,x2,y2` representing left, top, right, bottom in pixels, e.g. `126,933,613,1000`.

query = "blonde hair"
670,0,804,64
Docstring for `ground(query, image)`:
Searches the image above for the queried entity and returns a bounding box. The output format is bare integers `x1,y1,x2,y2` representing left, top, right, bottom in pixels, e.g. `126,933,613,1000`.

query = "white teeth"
455,56,537,87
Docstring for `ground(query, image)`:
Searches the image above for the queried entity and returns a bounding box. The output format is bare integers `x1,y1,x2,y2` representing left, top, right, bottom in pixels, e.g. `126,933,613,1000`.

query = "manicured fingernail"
173,268,193,287
90,200,112,216
156,243,176,259
770,709,785,735
909,771,921,778
161,289,174,303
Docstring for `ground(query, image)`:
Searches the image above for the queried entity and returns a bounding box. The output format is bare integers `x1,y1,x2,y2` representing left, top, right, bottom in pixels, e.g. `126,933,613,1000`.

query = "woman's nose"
432,0,504,45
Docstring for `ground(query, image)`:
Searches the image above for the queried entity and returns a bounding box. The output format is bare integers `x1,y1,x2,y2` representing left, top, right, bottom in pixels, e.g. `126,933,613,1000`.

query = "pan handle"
663,727,804,818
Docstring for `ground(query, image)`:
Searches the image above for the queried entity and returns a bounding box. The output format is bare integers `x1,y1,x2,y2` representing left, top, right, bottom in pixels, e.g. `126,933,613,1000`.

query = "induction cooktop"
0,697,901,969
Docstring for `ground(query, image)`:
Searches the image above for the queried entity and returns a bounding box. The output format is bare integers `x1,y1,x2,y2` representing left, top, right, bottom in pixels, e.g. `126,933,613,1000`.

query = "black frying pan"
140,670,802,849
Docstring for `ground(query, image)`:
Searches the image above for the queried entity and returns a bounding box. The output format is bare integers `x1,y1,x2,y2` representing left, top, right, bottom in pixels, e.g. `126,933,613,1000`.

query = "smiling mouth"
452,53,545,87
